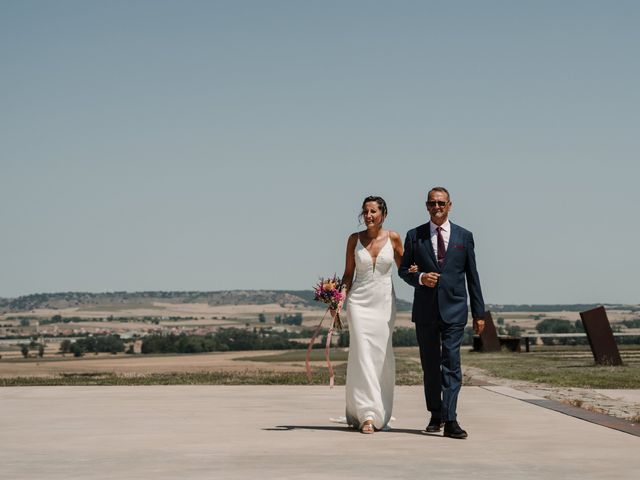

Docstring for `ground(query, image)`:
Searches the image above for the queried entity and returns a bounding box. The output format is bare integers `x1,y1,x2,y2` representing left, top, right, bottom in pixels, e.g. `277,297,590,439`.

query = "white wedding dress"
345,235,396,430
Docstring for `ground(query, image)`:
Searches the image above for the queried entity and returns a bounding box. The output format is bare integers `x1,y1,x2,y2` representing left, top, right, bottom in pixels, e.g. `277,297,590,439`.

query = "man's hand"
420,272,440,288
473,318,485,335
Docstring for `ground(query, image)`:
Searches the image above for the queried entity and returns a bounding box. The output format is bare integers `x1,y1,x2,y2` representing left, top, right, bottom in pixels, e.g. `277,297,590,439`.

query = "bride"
340,196,405,433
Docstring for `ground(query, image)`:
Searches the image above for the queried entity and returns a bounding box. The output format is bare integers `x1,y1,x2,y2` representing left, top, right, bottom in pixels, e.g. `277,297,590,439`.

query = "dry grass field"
0,350,301,378
2,301,323,322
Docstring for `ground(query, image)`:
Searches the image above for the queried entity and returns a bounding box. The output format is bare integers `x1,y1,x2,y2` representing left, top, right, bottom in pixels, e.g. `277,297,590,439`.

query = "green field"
0,370,340,386
235,350,350,363
462,348,640,389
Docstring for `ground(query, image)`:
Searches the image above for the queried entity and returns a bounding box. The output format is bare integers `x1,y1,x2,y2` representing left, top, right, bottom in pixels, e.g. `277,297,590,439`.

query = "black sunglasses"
426,201,449,207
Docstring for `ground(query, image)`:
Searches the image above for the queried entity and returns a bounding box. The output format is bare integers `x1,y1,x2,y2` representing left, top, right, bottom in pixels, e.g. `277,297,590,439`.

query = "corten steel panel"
579,306,623,366
479,311,501,352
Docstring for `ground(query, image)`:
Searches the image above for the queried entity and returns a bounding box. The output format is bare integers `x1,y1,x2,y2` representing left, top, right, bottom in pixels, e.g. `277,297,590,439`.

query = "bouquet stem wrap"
305,308,342,387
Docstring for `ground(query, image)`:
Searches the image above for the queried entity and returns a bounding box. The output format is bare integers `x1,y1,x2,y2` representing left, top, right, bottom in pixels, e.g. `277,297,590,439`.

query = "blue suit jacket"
399,222,485,325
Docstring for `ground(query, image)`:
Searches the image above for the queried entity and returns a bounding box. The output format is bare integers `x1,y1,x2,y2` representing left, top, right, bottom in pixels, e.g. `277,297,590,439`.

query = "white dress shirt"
430,220,451,256
418,220,451,285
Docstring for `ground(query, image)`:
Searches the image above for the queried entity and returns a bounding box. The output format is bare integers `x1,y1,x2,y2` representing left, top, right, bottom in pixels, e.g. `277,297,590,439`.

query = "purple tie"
436,226,446,268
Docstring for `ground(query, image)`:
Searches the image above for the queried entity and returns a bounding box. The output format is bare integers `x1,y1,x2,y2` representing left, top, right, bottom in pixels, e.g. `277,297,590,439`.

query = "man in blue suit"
399,187,485,439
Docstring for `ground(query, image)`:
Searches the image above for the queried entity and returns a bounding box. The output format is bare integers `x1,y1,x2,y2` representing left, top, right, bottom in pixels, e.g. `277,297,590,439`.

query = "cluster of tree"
534,318,587,345
535,318,584,333
274,313,303,326
494,317,523,336
531,317,640,345
41,315,87,325
500,325,522,337
621,319,640,329
392,328,418,346
19,340,45,358
59,335,125,357
137,325,490,355
332,327,422,348
139,327,312,354
617,335,640,344
41,315,184,325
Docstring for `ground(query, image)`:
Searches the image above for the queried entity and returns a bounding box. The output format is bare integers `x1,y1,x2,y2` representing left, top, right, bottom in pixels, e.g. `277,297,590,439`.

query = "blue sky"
1,1,639,303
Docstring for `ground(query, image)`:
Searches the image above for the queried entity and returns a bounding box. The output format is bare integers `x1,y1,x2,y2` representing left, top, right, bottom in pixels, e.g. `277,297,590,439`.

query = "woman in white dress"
340,196,405,434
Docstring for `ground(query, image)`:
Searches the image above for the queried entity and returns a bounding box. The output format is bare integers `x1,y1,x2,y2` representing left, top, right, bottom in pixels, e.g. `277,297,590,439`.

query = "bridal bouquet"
313,274,345,330
307,274,346,387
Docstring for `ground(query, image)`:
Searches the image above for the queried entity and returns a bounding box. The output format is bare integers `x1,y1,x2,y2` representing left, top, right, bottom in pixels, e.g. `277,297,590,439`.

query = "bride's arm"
390,231,404,269
341,233,358,293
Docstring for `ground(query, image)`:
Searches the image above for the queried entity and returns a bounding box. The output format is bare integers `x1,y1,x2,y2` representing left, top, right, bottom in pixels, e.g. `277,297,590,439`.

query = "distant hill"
1,291,634,315
0,291,313,313
0,290,414,313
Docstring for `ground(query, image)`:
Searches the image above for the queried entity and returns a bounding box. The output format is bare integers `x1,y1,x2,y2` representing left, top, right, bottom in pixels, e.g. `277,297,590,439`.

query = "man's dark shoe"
443,421,468,439
425,416,445,433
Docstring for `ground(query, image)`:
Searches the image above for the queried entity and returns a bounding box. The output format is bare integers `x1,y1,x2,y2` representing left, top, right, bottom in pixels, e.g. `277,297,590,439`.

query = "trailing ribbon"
325,310,338,388
305,308,340,387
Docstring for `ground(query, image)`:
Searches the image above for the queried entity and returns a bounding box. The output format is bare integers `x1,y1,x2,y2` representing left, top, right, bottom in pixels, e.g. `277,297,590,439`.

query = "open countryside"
1,291,639,421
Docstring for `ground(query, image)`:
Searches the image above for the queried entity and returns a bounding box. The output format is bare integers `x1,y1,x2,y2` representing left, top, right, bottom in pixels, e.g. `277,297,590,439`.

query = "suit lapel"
443,223,460,269
423,222,438,268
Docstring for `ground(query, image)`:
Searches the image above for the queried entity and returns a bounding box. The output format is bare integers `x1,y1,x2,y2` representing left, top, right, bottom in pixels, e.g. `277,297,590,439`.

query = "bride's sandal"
361,421,374,434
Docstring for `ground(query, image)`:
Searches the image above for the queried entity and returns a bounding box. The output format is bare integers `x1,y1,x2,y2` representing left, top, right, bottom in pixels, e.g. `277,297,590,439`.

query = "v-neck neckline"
358,233,390,272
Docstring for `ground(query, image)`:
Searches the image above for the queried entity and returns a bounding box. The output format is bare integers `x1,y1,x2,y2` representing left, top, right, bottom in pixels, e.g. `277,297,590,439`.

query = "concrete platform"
1,386,639,479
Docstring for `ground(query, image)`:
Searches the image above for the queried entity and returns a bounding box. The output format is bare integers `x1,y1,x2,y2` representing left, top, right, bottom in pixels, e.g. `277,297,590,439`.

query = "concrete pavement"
1,385,639,479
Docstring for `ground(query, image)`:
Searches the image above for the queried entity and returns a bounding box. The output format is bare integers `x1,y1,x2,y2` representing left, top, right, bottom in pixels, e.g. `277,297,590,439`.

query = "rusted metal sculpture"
473,311,501,352
580,306,623,366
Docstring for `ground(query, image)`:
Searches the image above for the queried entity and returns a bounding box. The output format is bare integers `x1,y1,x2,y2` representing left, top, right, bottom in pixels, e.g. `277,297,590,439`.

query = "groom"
399,187,485,439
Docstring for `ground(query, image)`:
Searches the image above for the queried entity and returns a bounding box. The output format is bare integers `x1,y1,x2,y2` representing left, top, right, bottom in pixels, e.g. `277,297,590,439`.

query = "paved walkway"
1,385,639,479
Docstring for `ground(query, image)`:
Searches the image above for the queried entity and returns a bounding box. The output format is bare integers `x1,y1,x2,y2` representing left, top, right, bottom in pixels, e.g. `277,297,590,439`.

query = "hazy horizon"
0,288,635,308
2,1,639,304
